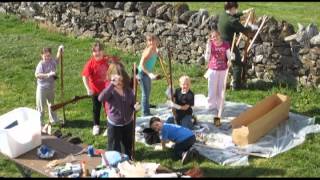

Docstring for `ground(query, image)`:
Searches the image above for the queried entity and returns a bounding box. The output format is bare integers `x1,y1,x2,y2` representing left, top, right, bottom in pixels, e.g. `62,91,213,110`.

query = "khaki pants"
36,86,59,124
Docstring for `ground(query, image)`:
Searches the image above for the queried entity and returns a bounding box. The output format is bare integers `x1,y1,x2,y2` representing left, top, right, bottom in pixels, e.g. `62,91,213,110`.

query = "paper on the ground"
135,94,320,166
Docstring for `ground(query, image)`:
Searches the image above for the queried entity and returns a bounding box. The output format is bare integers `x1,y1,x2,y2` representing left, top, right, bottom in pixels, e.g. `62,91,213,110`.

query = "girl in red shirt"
82,42,118,136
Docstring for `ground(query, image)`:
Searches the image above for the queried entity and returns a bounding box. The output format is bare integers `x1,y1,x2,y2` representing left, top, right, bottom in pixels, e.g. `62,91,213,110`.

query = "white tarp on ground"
135,94,320,166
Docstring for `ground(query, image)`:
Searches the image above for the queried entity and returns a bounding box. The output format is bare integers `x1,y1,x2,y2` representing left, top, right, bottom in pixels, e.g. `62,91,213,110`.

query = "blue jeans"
166,115,193,130
139,71,151,116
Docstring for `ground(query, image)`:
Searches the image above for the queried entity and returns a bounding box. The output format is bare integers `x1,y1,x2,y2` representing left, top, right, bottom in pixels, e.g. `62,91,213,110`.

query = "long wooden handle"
246,15,268,53
50,95,91,111
236,10,253,47
231,33,237,53
60,48,66,122
158,56,170,86
132,63,137,160
218,33,236,118
167,46,177,124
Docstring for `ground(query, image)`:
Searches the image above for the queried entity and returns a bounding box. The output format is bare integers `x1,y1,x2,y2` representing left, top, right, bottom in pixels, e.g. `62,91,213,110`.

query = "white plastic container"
0,107,42,158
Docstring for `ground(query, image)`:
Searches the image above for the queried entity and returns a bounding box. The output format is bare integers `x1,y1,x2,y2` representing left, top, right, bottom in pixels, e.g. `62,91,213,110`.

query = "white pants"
36,86,59,124
207,69,227,116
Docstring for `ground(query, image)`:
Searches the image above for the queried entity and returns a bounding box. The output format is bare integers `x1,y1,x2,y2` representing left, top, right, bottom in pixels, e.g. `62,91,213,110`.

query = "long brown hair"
92,41,104,52
145,33,159,47
107,61,131,90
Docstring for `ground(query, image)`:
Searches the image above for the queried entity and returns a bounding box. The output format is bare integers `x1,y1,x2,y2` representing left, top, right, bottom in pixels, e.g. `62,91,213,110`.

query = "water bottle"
87,145,94,157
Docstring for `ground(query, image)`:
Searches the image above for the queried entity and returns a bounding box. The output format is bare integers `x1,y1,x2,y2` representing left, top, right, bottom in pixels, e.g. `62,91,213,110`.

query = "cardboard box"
231,93,290,146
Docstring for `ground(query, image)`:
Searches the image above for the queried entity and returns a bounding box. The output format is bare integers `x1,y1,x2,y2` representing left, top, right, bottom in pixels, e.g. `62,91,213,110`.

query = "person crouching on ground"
98,62,140,160
166,75,195,130
35,45,63,134
150,117,198,164
204,29,234,116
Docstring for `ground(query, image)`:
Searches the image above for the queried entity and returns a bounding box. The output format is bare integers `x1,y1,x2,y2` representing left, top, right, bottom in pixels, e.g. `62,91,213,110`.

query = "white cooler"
0,107,41,158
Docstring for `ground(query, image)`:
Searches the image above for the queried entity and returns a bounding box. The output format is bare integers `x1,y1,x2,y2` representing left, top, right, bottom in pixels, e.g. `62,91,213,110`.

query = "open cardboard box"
231,93,290,146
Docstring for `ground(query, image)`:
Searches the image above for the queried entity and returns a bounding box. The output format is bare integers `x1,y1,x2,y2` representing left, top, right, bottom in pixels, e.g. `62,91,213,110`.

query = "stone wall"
1,2,320,88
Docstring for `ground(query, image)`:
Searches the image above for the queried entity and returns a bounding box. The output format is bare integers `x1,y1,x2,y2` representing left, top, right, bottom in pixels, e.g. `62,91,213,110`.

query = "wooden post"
131,63,138,161
60,48,66,126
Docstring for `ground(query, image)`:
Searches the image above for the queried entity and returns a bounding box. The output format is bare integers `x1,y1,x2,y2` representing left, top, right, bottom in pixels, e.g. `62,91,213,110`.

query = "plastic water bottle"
87,145,94,157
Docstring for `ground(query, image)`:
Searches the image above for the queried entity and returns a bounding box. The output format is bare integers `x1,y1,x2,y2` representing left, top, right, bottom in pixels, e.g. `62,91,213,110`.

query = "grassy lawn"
0,10,320,177
186,2,320,30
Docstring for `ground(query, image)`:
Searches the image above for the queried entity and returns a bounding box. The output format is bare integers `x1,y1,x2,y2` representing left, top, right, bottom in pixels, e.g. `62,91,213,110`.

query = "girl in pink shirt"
204,30,234,117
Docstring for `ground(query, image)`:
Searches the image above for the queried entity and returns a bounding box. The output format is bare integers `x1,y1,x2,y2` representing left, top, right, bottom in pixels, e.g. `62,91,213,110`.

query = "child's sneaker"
181,150,192,165
41,124,49,134
181,148,198,165
92,125,100,136
102,129,108,137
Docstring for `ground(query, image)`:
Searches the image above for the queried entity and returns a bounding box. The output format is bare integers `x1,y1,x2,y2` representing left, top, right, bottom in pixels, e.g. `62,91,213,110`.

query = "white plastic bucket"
0,107,41,158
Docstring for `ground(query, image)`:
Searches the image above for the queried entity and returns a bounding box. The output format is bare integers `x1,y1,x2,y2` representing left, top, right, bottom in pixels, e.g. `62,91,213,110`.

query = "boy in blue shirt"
149,117,198,164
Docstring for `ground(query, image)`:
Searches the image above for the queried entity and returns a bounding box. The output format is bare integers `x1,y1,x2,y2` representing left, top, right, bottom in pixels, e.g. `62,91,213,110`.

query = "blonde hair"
145,33,159,46
179,75,191,85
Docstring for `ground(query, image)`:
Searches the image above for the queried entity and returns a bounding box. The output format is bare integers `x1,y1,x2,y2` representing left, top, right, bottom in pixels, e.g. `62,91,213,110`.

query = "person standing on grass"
150,117,198,165
82,42,119,136
138,33,160,117
217,1,254,90
35,45,64,134
98,62,140,160
204,30,235,115
166,75,195,130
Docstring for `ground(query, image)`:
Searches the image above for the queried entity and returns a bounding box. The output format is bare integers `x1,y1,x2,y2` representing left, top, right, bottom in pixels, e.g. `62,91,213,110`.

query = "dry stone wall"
1,2,320,88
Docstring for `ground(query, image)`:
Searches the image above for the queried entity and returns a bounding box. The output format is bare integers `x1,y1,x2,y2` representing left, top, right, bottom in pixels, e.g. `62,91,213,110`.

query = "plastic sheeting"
135,94,320,166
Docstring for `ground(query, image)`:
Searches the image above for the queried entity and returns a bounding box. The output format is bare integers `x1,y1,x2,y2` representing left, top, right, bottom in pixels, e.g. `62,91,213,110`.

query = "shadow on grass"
246,80,276,91
176,155,285,177
245,78,299,92
195,166,285,177
60,119,94,129
301,108,320,120
135,147,178,161
134,146,285,177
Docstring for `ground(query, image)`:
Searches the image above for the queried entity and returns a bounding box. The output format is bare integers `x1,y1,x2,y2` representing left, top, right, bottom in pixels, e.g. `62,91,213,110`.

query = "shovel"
215,33,237,126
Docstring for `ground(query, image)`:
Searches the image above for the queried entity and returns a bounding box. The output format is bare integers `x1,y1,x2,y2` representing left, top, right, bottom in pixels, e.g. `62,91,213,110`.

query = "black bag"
143,128,161,145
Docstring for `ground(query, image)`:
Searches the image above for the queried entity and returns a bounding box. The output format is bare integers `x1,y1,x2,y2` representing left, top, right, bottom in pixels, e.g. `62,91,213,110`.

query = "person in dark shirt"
217,2,254,90
166,75,194,130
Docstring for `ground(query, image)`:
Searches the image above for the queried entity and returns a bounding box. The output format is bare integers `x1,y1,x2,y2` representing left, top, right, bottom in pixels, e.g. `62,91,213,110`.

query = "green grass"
185,2,320,30
0,11,320,177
